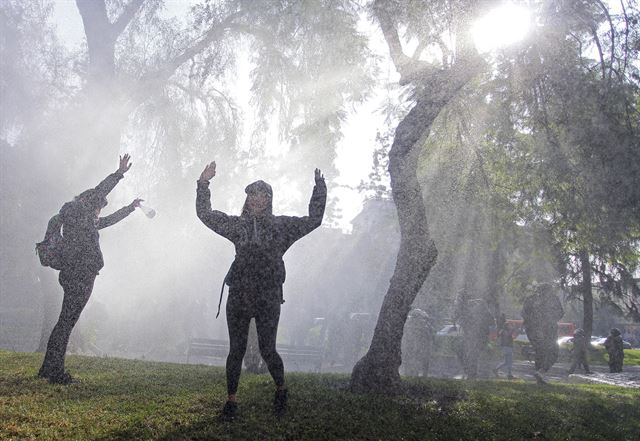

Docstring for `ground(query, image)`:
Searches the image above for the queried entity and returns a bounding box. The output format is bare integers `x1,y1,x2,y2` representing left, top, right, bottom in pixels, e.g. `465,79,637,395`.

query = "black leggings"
39,270,96,377
225,286,284,395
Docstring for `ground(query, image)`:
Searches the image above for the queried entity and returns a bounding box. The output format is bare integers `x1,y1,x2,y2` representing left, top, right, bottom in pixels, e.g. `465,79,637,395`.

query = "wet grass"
1,350,638,440
620,349,640,366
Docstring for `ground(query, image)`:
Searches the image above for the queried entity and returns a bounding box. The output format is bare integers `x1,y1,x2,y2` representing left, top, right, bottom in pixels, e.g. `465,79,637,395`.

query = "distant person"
196,161,326,420
493,322,515,379
521,283,564,376
604,328,624,373
568,328,592,375
401,309,435,377
455,297,493,379
38,155,142,384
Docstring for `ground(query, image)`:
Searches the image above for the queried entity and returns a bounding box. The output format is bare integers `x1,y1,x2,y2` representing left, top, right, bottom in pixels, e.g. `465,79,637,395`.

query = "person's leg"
254,298,284,389
255,291,287,415
495,348,507,374
608,353,615,373
543,337,558,372
617,355,624,372
532,340,543,371
225,294,252,398
583,353,591,373
39,270,95,382
568,355,578,374
505,347,513,377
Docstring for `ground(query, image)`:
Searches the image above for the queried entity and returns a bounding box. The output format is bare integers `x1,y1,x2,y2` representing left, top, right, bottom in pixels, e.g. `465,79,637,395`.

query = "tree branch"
111,0,146,39
594,0,615,83
136,10,248,98
372,0,430,83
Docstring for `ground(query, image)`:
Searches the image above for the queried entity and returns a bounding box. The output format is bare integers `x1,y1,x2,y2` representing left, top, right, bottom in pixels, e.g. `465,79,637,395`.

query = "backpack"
35,214,65,270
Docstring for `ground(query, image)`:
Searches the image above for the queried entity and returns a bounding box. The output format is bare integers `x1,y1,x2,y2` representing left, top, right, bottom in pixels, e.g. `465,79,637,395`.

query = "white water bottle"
139,204,156,219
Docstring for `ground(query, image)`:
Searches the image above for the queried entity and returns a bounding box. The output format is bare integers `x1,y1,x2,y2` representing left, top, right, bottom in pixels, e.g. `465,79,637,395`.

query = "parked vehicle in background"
436,324,462,337
591,336,632,350
557,336,574,350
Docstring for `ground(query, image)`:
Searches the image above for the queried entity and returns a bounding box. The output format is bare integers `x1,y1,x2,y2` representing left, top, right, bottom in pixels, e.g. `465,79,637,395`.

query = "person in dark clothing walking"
196,161,326,420
455,296,493,379
494,322,515,379
401,308,435,377
568,328,592,375
521,283,564,377
604,328,624,373
38,155,142,384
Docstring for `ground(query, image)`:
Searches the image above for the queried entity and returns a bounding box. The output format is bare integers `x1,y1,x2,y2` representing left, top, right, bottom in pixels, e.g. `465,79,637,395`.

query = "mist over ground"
1,0,639,379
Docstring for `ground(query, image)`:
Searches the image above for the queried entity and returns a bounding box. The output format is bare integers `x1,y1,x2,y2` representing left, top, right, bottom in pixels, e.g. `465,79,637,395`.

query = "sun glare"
472,3,531,53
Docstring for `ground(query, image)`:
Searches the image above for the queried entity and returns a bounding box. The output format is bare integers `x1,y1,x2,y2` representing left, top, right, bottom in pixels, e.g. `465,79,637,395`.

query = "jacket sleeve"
282,179,327,245
196,180,239,241
94,171,125,199
97,204,135,229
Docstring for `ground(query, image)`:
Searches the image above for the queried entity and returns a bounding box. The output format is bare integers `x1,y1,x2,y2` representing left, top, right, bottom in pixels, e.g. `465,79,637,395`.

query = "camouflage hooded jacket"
196,178,326,291
59,172,134,274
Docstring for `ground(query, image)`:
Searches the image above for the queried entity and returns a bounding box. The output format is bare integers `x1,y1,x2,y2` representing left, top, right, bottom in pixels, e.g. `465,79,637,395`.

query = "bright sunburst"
472,3,531,53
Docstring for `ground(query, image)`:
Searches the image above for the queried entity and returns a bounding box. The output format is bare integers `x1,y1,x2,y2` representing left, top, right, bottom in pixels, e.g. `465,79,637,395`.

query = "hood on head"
241,180,273,216
75,189,108,211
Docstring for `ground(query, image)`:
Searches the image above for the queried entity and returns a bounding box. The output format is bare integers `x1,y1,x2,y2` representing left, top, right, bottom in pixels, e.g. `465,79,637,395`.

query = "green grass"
620,349,640,366
1,350,639,440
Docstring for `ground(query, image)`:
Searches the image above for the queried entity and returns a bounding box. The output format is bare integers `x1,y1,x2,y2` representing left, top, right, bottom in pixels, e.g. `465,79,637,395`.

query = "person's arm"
282,168,327,243
97,198,141,229
94,154,132,199
195,161,238,240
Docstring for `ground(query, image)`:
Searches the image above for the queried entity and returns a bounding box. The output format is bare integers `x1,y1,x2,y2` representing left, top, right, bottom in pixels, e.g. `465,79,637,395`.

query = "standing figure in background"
493,322,515,379
455,297,494,379
196,161,326,420
38,155,141,384
521,283,564,377
401,308,435,377
568,328,592,374
604,328,624,373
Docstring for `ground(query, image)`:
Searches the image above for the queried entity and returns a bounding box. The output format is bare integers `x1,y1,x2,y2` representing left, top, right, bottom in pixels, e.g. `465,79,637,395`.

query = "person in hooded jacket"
196,161,326,420
38,154,142,384
604,328,624,373
568,328,592,375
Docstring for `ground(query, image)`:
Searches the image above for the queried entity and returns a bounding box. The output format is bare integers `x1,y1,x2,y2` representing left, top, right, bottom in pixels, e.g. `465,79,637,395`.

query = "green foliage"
2,350,639,440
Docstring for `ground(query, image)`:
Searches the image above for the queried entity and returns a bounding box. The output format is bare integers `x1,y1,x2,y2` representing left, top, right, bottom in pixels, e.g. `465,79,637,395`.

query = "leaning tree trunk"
579,250,593,340
351,0,483,393
350,98,439,393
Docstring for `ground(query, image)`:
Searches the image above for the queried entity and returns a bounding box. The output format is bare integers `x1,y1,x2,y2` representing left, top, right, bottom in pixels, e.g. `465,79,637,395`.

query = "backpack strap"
215,280,226,319
216,262,234,319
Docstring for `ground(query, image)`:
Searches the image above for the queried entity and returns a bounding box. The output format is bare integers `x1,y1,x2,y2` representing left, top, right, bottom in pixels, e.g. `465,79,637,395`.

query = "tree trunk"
579,250,593,340
349,98,438,393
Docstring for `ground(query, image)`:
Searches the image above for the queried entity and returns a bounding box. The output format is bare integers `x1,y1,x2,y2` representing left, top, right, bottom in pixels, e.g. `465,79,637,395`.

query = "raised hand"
314,168,324,184
199,161,217,182
118,154,132,175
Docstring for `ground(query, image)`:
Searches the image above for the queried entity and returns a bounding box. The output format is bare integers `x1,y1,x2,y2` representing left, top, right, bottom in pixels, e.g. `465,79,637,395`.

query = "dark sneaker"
220,401,238,422
274,389,288,417
507,374,515,380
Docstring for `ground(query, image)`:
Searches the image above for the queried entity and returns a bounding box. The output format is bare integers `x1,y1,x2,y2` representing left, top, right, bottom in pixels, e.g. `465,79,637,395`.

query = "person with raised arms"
196,161,326,420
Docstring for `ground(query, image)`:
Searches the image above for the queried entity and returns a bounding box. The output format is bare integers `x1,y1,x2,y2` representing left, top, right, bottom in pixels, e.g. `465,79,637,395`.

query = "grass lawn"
620,349,640,366
1,350,638,440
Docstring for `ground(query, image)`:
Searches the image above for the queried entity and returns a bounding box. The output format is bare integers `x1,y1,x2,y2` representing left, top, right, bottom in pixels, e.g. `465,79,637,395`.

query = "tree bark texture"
350,98,438,393
350,0,481,393
579,250,593,340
